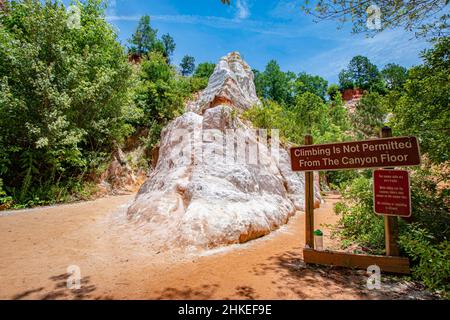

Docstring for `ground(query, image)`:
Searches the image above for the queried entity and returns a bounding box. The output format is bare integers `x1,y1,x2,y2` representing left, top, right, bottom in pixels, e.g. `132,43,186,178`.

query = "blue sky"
73,0,431,84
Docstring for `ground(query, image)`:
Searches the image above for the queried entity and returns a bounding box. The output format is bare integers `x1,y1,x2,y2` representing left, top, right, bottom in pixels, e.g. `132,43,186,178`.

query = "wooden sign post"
292,127,421,274
304,135,315,249
381,127,399,257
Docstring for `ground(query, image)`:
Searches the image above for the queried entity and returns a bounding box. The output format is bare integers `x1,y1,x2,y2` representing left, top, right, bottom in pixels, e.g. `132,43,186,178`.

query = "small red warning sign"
373,170,412,217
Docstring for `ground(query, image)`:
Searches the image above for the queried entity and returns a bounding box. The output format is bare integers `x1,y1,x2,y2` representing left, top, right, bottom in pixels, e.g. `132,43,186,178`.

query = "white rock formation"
187,52,261,114
127,52,321,250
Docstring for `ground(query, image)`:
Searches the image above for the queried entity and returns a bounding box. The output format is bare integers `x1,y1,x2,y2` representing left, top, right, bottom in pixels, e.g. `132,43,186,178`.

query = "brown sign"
291,137,421,172
373,170,412,217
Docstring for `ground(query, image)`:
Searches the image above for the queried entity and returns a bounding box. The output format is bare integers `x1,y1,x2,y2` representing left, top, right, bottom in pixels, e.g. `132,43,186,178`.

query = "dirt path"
0,194,434,300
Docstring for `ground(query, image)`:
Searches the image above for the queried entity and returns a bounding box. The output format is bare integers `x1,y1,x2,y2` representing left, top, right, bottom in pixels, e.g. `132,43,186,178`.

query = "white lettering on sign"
291,137,421,172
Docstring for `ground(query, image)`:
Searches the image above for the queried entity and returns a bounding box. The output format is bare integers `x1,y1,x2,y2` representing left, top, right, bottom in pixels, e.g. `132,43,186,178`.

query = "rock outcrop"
127,52,321,250
187,52,261,114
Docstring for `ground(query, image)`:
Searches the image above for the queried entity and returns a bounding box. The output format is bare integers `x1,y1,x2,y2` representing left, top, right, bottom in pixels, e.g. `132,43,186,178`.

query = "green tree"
389,37,450,163
382,63,408,91
161,33,176,62
295,72,329,101
351,92,386,139
341,55,385,92
128,15,158,56
180,55,195,76
338,69,354,90
329,99,350,130
298,0,449,39
327,84,343,105
256,60,296,106
245,92,350,146
134,52,200,149
253,69,265,98
316,107,352,146
0,0,132,205
293,92,328,135
263,60,291,105
136,52,182,123
194,62,216,79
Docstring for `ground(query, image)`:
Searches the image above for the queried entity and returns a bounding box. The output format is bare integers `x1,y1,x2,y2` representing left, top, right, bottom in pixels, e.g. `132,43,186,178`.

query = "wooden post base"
303,249,410,274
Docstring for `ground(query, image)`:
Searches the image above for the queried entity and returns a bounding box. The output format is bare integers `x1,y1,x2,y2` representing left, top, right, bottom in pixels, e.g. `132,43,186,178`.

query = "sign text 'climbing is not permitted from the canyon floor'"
290,136,421,172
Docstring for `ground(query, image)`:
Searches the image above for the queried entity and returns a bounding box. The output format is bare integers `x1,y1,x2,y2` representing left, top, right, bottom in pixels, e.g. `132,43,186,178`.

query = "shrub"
388,37,450,163
194,62,216,79
189,76,209,92
350,92,387,139
244,97,351,147
0,0,132,206
0,178,13,209
335,176,388,253
334,159,450,297
408,157,450,243
134,52,204,151
400,225,450,298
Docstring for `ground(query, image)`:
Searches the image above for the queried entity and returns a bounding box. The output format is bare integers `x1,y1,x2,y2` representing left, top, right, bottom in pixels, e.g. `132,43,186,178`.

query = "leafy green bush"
351,92,387,139
408,157,450,243
334,160,450,297
189,76,209,92
134,52,204,151
194,62,216,79
243,100,300,143
327,170,360,191
0,0,132,206
400,225,450,298
0,178,13,208
335,176,387,253
387,37,450,163
244,95,352,146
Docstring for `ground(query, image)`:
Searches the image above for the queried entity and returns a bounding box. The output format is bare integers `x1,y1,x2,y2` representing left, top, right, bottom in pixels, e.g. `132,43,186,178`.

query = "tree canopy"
180,55,196,76
254,60,295,106
295,72,329,101
298,0,449,39
220,0,449,38
388,37,450,163
194,62,216,79
351,92,386,139
128,15,176,61
0,0,132,204
161,33,176,62
128,15,158,56
339,55,385,92
381,63,408,91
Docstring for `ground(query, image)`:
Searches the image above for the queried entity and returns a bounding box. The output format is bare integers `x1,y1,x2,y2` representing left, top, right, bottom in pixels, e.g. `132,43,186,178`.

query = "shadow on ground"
11,251,437,300
154,284,220,300
235,286,259,300
252,249,437,300
12,273,113,300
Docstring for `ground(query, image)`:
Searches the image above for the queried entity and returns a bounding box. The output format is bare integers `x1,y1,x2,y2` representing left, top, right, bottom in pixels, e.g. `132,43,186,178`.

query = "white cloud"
106,13,327,38
270,0,302,19
236,0,250,20
106,10,429,84
300,29,429,82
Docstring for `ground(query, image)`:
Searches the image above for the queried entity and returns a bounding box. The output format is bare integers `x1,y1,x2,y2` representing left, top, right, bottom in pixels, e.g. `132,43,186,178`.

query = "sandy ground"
0,194,436,300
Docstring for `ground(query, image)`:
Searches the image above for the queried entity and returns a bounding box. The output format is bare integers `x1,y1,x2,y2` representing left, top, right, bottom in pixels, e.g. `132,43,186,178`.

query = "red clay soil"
0,194,436,300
